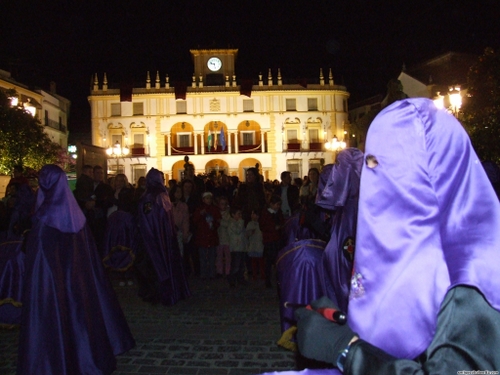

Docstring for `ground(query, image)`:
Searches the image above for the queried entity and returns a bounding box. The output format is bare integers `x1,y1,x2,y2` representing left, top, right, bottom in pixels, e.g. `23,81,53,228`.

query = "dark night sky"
2,0,499,134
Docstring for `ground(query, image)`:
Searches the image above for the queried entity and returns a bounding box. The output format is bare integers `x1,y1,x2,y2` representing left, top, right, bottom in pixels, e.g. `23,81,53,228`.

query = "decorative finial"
320,68,325,86
103,73,108,91
93,73,99,90
277,68,282,86
146,71,151,89
329,68,334,86
155,71,160,89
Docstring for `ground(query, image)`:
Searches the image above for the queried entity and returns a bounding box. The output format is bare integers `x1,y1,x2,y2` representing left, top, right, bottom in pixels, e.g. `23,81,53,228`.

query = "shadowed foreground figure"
261,98,500,374
17,164,135,375
135,168,191,305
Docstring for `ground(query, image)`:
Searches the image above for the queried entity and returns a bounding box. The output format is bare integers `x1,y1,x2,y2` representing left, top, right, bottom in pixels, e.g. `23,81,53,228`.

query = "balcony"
131,147,146,156
284,142,325,152
286,143,301,152
308,142,323,151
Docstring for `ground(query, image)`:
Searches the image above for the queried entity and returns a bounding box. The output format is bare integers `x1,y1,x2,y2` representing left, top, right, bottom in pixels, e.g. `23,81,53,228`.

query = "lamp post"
433,91,444,109
106,141,129,174
325,135,346,161
448,86,462,118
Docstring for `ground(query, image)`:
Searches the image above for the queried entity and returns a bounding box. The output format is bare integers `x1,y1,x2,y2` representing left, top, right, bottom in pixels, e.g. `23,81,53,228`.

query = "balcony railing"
45,119,67,133
286,142,324,152
131,147,146,156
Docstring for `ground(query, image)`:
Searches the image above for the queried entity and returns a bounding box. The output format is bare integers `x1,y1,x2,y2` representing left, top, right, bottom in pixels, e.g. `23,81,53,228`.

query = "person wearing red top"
192,192,221,280
259,194,285,288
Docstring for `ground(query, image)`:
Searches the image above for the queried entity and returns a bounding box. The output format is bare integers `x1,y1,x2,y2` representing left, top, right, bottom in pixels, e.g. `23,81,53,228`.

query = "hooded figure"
291,98,500,375
135,168,190,305
347,98,500,362
17,164,135,375
316,148,363,313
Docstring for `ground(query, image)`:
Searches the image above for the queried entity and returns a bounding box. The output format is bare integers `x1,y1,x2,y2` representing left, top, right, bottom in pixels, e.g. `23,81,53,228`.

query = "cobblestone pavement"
0,274,299,375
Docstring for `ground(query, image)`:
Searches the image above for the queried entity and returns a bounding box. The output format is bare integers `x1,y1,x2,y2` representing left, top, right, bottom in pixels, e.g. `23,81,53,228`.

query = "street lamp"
106,141,129,174
433,92,444,109
448,86,462,117
325,135,346,152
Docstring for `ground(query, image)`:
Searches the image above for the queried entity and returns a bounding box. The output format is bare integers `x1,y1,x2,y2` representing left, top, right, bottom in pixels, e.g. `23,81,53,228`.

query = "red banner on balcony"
174,81,187,100
120,83,133,102
298,78,308,88
240,79,253,98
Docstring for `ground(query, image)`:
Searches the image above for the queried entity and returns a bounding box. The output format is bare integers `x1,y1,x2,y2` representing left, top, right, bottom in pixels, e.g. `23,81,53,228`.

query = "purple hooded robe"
316,148,363,313
17,164,135,375
136,168,190,305
349,98,500,359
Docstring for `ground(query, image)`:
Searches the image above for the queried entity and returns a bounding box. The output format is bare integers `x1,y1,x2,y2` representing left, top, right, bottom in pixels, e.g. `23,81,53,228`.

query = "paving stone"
0,275,301,375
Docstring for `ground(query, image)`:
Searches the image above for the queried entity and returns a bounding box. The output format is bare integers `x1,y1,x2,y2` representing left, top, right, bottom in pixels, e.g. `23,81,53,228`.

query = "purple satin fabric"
17,165,135,375
317,149,363,313
283,213,316,246
0,238,24,325
103,210,136,271
258,369,341,375
136,168,190,305
349,98,500,359
277,239,327,334
34,164,86,233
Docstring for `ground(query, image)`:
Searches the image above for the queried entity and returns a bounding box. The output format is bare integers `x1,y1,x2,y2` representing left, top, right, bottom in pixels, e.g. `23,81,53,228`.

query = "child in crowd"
259,195,284,288
227,206,247,287
246,209,265,281
216,196,231,278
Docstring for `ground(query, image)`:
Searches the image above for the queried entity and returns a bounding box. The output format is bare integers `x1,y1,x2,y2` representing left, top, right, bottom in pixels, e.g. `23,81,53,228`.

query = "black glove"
295,296,355,366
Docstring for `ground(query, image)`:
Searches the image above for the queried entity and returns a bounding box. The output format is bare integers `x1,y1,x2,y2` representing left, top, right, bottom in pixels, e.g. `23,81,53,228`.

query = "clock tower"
190,48,238,86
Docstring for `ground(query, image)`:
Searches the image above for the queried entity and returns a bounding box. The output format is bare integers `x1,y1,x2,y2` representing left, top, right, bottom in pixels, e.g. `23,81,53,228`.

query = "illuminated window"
176,101,187,114
241,131,255,145
286,99,296,111
132,164,147,185
309,129,319,142
243,99,254,112
111,103,121,116
177,133,191,147
133,134,144,147
133,102,144,115
308,98,318,111
309,159,322,171
111,134,123,146
287,160,301,179
287,129,298,143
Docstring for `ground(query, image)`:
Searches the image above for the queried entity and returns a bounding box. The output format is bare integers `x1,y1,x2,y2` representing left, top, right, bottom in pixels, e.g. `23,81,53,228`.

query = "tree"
462,47,500,163
0,89,60,175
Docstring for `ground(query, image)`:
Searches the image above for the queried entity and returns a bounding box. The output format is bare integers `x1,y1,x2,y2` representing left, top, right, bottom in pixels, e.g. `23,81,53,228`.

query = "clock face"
207,57,222,72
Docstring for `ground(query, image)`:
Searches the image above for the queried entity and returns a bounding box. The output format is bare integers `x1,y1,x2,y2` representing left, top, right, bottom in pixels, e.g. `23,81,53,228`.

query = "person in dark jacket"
259,194,284,288
273,171,300,218
192,191,221,280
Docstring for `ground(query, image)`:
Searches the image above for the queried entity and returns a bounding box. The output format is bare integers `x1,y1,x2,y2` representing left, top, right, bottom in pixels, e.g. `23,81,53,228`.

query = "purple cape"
136,168,190,305
103,210,136,271
0,238,24,325
17,164,135,375
283,213,316,246
277,239,327,334
349,98,500,358
316,149,363,313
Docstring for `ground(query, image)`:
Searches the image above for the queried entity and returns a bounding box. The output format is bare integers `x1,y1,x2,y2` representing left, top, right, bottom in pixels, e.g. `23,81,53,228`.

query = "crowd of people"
68,161,323,291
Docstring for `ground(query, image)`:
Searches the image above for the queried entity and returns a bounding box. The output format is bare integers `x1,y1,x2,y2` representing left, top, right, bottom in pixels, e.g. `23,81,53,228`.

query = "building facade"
0,70,70,149
89,49,350,184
